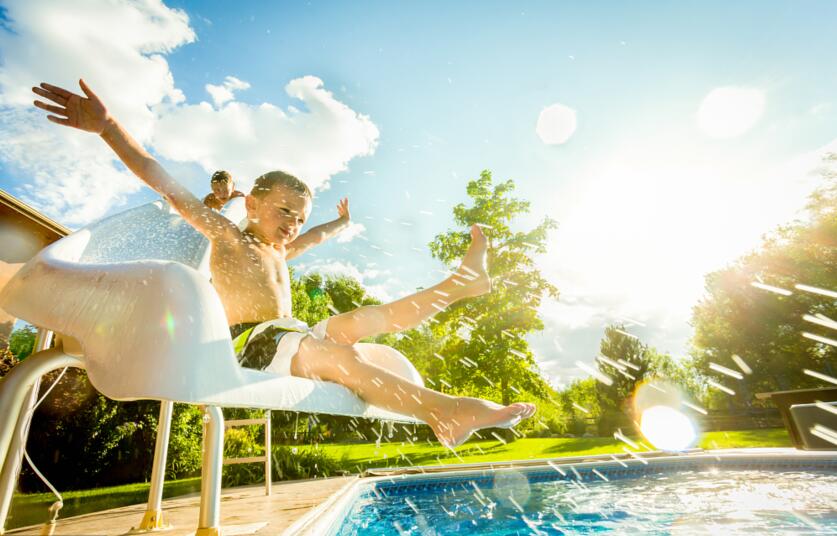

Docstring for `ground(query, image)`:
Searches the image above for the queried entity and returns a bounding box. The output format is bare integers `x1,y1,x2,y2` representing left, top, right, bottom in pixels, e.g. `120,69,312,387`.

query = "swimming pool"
291,449,837,535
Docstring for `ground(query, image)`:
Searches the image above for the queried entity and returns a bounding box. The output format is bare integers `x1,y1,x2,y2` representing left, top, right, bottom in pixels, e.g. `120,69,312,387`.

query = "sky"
1,0,835,389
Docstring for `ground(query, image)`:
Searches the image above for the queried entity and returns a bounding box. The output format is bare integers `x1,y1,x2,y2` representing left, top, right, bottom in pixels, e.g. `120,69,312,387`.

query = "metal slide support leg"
0,382,40,535
1,329,53,534
264,410,271,496
132,400,174,532
196,406,224,536
0,346,80,535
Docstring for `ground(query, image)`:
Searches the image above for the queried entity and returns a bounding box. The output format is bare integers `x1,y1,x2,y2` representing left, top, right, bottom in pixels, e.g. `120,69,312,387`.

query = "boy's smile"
245,184,312,246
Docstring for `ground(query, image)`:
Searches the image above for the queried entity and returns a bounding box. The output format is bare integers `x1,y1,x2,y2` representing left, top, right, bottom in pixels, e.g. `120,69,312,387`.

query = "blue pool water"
333,458,837,535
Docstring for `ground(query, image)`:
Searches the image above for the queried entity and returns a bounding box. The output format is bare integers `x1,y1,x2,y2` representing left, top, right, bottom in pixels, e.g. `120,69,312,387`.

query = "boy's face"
211,180,234,202
245,185,312,245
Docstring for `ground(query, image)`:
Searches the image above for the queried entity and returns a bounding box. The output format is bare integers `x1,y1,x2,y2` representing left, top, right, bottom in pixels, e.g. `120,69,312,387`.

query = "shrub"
221,438,342,487
271,445,342,481
0,347,19,378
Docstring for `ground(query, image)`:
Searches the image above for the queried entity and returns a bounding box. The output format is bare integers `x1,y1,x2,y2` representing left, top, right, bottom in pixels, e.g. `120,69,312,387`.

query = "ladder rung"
223,456,267,465
225,418,268,428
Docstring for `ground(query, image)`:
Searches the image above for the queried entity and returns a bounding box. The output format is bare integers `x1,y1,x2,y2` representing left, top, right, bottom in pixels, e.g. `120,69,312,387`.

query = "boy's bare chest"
215,244,288,285
209,243,292,319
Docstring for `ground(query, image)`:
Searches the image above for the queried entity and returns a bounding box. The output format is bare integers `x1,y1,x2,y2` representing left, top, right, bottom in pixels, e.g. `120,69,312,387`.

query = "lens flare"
634,379,699,451
492,470,531,511
164,310,175,339
640,405,697,451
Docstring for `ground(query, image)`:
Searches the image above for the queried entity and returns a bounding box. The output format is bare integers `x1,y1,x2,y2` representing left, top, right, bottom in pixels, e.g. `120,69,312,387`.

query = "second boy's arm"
32,80,236,241
285,197,351,260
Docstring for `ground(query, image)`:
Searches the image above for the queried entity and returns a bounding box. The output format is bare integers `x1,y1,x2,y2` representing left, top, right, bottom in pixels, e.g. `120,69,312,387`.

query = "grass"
319,428,792,472
7,477,202,530
8,428,790,530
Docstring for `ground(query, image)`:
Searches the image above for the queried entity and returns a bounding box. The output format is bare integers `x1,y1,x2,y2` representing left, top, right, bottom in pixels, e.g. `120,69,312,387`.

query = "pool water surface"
333,457,837,535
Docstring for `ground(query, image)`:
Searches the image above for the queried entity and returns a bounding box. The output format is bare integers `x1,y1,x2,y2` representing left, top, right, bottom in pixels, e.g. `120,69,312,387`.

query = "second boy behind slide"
32,79,536,449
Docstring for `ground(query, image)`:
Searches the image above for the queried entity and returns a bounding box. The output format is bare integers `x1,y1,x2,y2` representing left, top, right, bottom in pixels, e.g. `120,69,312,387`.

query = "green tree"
557,377,601,436
0,347,19,378
8,324,37,359
428,170,560,406
593,325,651,434
645,350,706,404
290,269,331,326
324,275,381,312
690,155,837,408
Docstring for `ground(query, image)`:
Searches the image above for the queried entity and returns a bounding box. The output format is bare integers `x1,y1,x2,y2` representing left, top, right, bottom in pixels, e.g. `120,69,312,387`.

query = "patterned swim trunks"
228,318,329,376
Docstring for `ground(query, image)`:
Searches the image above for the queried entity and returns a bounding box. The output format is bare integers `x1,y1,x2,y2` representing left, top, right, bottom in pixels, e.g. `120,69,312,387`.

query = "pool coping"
284,447,837,535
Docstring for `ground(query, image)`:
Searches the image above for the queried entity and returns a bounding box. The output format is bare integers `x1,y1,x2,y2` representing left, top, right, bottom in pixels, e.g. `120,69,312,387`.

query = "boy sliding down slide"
32,79,536,448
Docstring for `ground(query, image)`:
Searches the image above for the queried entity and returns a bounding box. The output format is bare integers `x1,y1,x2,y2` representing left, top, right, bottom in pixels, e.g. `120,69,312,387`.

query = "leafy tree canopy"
690,155,836,407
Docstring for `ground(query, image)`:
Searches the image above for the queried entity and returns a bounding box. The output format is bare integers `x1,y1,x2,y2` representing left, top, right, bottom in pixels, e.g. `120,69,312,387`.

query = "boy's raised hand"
336,197,350,221
33,79,109,134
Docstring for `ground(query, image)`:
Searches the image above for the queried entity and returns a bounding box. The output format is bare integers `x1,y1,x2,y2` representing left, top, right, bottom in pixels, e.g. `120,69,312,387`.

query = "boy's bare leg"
293,336,536,448
325,225,491,345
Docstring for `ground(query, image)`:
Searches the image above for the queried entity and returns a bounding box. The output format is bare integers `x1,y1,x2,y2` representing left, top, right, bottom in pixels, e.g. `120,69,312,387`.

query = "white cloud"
808,102,831,116
0,1,379,227
0,0,194,226
362,283,396,303
296,260,396,302
300,260,367,281
538,297,601,331
336,221,366,243
205,76,251,108
0,107,142,226
536,103,577,145
696,87,765,139
152,75,380,192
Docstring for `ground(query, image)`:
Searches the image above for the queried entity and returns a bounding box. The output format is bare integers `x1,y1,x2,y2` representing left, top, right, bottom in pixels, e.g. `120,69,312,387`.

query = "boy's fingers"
78,79,99,101
32,86,67,106
33,100,68,116
46,115,71,126
40,82,73,100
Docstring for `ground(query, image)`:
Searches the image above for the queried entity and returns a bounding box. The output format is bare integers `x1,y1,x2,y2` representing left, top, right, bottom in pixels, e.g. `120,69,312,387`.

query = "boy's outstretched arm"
285,197,351,260
32,80,236,241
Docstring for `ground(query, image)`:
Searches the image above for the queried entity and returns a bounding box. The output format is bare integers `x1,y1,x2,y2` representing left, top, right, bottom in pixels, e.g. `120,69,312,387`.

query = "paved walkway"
7,476,355,536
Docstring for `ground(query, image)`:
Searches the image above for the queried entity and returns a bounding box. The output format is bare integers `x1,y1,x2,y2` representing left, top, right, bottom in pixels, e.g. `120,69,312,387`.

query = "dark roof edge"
0,187,70,237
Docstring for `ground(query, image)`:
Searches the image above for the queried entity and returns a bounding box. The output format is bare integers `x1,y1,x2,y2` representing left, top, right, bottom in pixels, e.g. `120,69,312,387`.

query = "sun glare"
633,380,698,451
640,405,697,451
536,103,577,145
696,87,765,139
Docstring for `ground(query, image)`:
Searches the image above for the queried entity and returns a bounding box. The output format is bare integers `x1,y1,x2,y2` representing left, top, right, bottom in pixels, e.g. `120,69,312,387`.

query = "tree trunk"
500,355,509,405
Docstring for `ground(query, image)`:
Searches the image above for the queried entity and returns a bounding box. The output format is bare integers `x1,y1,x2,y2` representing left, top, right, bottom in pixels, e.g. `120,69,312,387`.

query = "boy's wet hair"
251,170,312,200
211,170,233,183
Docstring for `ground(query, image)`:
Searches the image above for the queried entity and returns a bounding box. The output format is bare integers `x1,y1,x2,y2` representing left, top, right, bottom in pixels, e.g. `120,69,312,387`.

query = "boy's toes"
511,403,536,418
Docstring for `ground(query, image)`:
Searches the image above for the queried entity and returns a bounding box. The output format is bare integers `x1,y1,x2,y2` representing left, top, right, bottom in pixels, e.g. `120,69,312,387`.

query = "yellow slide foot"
125,510,172,533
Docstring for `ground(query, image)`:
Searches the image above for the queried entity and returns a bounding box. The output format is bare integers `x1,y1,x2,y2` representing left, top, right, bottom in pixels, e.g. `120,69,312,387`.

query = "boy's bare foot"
454,224,491,298
430,397,537,449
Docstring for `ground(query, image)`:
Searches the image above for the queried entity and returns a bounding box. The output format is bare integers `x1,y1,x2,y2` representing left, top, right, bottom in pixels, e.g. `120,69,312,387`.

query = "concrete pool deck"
5,476,356,536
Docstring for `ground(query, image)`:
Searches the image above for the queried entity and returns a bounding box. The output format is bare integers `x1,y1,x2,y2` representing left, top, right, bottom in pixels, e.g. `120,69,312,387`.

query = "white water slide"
0,197,421,535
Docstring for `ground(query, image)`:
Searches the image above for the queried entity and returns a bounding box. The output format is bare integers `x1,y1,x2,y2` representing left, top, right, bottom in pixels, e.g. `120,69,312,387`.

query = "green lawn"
8,428,790,530
8,477,202,530
320,428,792,472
